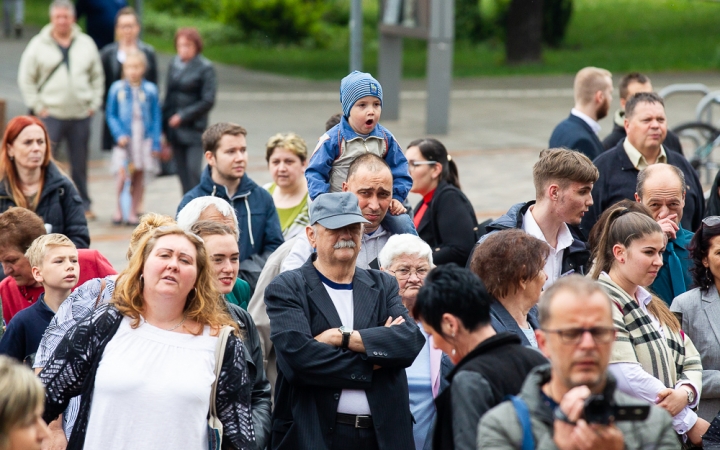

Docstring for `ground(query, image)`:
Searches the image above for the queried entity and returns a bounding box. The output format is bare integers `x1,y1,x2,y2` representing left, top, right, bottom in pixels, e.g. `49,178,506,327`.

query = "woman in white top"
264,132,309,240
39,225,255,449
589,206,709,446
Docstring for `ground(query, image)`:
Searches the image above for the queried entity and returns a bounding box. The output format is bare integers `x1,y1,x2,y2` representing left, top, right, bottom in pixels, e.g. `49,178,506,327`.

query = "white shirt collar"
571,108,601,135
522,207,574,252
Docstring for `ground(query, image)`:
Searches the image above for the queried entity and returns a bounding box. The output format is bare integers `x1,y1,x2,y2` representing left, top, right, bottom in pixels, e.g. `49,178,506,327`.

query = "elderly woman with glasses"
672,216,720,422
590,205,709,445
470,229,548,348
378,234,452,450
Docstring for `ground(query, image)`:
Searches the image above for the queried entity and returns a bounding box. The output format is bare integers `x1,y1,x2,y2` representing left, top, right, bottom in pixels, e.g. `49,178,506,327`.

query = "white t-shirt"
319,273,372,415
84,316,218,449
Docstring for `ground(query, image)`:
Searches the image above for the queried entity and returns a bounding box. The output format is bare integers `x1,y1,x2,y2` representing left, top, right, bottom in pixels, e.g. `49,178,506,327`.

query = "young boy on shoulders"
306,71,416,235
0,234,79,365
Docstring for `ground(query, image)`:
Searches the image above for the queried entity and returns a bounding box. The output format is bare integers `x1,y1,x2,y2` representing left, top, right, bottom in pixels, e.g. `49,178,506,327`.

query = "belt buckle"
355,415,369,428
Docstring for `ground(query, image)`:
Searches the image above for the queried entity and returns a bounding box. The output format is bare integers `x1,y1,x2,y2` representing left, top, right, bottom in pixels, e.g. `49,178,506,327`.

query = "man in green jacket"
477,275,678,450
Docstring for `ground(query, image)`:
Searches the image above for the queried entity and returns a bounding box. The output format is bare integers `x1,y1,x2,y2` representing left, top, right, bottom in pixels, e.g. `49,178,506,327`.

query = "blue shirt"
406,331,435,450
0,294,55,363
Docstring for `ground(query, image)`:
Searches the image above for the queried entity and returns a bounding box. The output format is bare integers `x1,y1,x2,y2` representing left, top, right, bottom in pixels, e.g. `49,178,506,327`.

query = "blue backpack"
508,395,536,450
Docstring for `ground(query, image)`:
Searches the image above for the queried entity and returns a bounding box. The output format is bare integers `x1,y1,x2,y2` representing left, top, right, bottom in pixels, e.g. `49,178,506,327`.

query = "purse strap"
209,326,233,418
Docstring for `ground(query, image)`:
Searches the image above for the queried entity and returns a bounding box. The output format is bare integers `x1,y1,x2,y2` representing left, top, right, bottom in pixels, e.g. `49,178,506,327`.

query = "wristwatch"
684,386,696,405
339,326,353,349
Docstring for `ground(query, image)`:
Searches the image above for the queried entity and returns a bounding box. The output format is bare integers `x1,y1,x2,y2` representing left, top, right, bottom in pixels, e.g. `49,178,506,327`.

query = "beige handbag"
208,326,233,450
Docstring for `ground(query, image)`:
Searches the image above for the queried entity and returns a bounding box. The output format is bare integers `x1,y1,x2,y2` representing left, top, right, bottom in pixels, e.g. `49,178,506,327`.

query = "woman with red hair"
0,116,89,248
161,27,217,194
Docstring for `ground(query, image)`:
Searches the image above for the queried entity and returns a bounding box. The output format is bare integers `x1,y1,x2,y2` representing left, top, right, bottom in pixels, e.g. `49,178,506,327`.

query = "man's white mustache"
334,240,357,249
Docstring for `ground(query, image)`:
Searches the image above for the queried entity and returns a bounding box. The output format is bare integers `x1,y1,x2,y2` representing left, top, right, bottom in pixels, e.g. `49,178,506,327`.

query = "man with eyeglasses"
478,275,677,450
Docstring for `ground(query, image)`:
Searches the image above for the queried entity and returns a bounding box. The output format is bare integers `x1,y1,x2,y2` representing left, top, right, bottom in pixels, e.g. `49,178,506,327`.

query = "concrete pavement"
1,30,718,269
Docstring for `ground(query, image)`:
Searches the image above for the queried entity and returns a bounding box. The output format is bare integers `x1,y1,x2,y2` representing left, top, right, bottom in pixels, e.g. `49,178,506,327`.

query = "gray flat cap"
309,192,370,230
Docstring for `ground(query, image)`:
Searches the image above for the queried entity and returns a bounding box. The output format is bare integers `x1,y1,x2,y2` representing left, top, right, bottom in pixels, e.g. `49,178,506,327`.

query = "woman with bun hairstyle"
590,206,709,445
406,138,477,266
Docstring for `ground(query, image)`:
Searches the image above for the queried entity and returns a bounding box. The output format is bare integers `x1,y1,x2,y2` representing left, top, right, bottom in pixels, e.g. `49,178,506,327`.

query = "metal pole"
349,0,363,72
136,0,143,37
378,34,402,121
426,0,453,135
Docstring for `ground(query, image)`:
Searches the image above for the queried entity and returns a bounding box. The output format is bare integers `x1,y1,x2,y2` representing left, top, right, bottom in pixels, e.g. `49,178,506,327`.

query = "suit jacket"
582,139,704,233
162,55,217,146
489,299,540,347
265,256,425,450
416,181,477,267
549,113,605,160
671,286,720,422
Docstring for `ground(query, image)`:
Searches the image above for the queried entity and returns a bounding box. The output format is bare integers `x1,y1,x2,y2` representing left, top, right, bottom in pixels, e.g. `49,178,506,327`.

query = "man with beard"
582,92,704,233
549,67,613,160
470,149,598,286
477,276,677,450
265,192,425,450
177,122,284,292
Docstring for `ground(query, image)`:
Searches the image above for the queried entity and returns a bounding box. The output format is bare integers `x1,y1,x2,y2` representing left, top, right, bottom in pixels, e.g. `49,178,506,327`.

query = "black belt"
336,413,373,429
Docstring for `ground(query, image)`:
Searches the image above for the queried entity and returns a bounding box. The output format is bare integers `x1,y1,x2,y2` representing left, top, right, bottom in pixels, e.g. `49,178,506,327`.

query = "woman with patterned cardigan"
590,206,709,446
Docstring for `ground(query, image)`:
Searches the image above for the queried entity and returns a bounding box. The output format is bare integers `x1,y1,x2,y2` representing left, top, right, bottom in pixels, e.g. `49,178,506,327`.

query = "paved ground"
1,30,719,269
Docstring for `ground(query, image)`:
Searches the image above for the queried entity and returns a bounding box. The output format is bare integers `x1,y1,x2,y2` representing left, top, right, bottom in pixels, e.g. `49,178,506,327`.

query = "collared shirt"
522,207,574,289
413,189,436,228
623,138,667,170
571,108,601,135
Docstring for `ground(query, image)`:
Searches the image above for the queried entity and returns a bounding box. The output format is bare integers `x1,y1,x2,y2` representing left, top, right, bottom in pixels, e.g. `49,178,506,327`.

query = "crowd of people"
2,1,720,449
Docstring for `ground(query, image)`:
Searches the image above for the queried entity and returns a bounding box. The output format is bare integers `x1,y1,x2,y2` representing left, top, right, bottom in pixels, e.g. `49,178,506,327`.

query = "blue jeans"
381,211,417,236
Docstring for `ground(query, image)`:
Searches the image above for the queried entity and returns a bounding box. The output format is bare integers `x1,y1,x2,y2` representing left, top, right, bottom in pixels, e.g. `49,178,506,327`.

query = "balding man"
282,153,396,272
549,67,613,160
602,72,682,153
635,164,693,305
582,92,703,232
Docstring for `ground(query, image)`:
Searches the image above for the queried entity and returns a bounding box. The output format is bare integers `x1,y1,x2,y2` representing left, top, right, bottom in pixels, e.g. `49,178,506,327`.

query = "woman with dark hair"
470,229,548,347
162,27,217,194
0,116,88,248
591,206,709,445
671,216,720,422
406,138,477,266
413,264,546,450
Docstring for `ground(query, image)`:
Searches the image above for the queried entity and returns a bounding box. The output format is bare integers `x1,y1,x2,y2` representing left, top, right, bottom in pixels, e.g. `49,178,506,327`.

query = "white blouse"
84,316,218,449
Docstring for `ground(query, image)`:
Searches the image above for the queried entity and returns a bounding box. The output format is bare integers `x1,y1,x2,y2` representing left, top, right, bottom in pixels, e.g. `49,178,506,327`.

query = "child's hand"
389,199,407,215
118,136,129,148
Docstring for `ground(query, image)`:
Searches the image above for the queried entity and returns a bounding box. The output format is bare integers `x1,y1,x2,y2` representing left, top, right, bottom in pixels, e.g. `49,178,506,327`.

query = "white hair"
50,0,75,16
176,197,239,236
378,234,434,269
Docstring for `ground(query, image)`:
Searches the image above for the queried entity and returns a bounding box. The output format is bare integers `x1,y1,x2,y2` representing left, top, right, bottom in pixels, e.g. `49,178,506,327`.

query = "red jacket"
1,249,116,323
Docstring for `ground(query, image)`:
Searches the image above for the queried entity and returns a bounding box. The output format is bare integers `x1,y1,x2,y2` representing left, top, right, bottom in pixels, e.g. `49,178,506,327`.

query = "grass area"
25,0,720,79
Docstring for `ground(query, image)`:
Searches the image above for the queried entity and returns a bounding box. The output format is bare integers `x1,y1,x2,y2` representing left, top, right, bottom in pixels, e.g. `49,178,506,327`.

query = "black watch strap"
341,330,351,349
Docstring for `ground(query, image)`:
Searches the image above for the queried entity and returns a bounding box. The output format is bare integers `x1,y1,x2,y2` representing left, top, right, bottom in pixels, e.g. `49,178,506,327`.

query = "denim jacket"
105,79,161,151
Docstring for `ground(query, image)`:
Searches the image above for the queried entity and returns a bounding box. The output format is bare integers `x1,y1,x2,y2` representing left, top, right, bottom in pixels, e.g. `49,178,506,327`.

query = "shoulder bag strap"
508,395,536,450
209,326,233,418
37,39,74,94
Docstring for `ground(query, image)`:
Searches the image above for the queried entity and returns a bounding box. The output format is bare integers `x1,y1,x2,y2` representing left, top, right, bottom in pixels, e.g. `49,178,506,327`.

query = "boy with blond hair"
0,234,79,364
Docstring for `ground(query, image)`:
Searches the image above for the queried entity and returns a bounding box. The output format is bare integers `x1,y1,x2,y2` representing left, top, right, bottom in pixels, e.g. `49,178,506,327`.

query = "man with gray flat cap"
265,192,425,450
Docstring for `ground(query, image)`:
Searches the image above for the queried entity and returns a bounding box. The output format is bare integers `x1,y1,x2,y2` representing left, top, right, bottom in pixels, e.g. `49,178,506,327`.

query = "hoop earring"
187,287,197,302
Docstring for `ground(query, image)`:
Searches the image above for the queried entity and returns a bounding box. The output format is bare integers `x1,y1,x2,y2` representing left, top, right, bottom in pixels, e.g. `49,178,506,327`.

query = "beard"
596,97,610,121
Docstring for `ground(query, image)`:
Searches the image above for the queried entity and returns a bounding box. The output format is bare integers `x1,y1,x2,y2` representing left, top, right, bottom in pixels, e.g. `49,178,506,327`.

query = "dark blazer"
265,256,426,450
602,120,684,154
549,113,605,160
162,55,217,146
490,300,540,347
416,181,477,267
100,41,158,150
581,140,704,233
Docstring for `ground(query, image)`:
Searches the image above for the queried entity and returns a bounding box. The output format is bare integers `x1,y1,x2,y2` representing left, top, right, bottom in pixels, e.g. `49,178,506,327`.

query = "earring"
451,348,456,356
187,287,197,302
8,155,13,161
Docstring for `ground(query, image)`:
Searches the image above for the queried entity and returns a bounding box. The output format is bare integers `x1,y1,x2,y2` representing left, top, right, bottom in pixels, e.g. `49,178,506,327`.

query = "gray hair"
50,0,75,17
636,163,686,199
378,234,434,269
176,197,239,236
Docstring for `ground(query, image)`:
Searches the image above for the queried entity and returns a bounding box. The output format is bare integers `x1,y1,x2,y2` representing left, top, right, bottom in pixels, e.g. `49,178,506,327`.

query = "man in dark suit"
549,67,613,160
583,92,704,233
265,192,425,450
602,72,683,153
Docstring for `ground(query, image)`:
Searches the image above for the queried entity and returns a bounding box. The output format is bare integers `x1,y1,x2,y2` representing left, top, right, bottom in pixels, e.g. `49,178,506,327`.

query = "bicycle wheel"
672,121,720,170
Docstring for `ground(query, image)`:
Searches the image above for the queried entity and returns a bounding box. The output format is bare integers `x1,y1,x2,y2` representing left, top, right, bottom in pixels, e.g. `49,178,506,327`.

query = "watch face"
339,326,353,334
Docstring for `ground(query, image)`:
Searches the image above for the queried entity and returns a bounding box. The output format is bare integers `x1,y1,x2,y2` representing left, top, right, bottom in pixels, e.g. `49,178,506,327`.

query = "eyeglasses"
543,327,616,345
389,267,430,280
407,160,437,170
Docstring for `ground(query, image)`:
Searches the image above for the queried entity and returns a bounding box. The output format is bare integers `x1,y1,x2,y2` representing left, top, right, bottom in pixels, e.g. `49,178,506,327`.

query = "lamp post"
349,0,363,72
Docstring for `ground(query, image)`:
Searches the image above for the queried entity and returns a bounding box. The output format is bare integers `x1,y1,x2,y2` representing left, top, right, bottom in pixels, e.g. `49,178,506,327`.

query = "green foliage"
143,7,242,45
543,0,573,47
455,0,484,42
217,0,330,46
145,0,218,18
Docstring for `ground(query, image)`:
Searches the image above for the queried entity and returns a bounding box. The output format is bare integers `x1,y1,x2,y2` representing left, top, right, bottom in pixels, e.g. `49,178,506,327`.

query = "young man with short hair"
177,122,284,291
473,148,598,286
0,234,78,363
